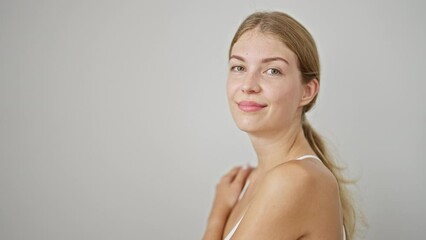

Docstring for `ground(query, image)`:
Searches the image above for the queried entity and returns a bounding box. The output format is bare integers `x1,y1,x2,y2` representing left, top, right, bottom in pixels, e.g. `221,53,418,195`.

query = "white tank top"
223,155,347,240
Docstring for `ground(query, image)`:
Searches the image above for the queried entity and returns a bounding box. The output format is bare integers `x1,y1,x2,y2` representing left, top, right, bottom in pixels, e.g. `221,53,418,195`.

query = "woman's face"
227,30,306,135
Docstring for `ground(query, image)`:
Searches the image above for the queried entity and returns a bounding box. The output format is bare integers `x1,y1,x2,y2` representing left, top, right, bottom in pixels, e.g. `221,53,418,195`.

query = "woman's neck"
248,124,314,174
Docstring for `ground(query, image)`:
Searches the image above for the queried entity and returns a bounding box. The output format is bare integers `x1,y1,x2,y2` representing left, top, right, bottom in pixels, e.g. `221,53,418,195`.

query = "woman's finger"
233,164,253,186
220,166,241,183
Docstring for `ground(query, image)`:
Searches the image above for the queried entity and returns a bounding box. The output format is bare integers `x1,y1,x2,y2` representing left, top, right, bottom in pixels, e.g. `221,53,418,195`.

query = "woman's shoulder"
231,159,341,238
259,159,339,204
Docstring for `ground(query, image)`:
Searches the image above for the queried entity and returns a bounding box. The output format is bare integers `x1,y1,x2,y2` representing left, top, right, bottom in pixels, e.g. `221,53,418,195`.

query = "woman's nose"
241,72,261,94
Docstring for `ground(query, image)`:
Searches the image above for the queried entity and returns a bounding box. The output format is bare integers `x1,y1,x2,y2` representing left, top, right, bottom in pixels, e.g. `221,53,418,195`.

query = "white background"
1,0,425,239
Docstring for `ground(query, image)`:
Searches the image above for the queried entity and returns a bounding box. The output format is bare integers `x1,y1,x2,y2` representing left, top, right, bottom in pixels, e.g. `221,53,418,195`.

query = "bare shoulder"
262,159,339,196
231,160,341,239
252,159,341,220
230,160,342,239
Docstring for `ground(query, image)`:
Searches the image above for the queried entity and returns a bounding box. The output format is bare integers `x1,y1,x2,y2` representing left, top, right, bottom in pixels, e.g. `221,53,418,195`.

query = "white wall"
1,0,425,239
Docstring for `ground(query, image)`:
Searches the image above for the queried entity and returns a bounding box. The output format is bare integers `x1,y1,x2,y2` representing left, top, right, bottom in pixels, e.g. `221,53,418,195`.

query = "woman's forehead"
231,30,297,63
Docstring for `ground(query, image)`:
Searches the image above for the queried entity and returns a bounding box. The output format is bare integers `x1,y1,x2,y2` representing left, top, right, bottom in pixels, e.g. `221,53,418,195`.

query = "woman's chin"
235,122,264,134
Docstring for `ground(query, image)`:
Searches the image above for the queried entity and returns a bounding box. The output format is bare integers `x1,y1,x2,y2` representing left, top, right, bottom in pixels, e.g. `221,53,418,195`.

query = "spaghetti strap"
296,154,321,162
238,180,250,200
224,180,250,240
223,215,244,240
342,225,347,240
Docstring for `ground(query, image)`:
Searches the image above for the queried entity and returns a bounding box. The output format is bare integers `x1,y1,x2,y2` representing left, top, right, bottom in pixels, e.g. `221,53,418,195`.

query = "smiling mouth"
237,101,267,112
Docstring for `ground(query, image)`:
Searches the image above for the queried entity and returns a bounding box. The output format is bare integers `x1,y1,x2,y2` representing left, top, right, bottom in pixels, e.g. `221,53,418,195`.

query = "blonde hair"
229,11,363,239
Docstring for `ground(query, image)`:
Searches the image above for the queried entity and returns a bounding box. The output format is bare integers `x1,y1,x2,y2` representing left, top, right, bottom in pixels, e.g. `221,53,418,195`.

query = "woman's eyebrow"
229,55,289,65
261,57,289,65
229,55,245,61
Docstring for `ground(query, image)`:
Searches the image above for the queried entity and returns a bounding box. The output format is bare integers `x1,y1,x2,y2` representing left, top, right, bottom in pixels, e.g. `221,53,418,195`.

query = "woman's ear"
299,79,319,107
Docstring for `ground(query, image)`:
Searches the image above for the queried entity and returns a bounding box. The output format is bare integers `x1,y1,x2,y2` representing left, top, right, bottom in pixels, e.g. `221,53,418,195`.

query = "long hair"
229,11,363,239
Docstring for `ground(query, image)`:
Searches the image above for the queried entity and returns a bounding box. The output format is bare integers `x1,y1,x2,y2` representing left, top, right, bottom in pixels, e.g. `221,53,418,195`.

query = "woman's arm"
203,165,252,240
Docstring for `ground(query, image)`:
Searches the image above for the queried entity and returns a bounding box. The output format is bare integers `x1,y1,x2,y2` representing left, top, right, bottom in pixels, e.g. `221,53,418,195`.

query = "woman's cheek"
226,80,239,100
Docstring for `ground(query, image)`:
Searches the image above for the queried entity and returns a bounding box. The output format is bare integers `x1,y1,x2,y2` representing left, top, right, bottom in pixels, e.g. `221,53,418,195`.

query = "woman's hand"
211,165,253,216
204,165,253,240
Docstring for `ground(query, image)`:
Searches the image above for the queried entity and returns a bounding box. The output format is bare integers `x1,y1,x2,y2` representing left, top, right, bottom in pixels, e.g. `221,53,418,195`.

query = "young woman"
203,11,358,240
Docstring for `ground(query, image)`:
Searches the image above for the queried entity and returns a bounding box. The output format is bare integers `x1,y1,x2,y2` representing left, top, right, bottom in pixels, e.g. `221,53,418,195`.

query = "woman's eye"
265,68,281,75
231,66,245,72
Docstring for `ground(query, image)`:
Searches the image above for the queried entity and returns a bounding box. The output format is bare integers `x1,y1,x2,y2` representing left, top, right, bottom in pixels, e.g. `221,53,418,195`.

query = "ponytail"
302,115,357,240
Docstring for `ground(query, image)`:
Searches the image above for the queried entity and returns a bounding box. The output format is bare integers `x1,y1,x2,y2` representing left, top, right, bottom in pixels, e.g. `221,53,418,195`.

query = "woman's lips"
237,101,267,112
